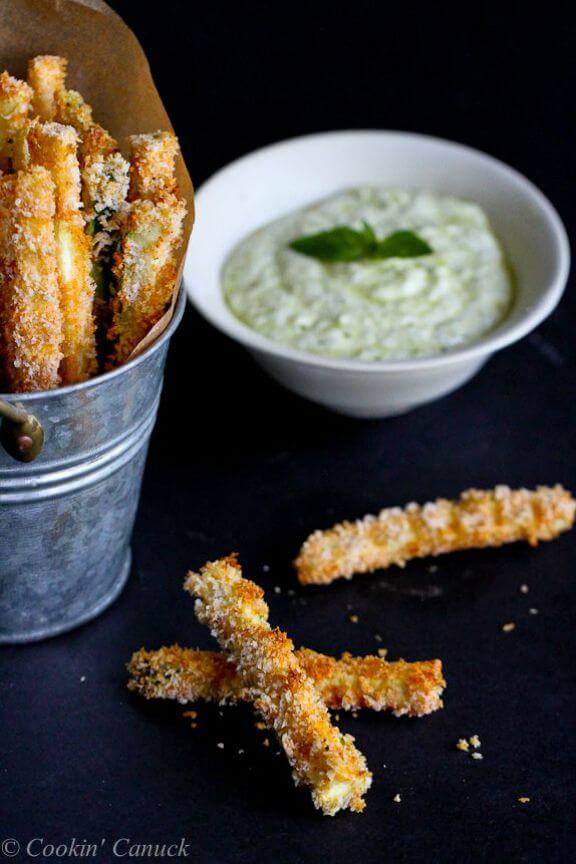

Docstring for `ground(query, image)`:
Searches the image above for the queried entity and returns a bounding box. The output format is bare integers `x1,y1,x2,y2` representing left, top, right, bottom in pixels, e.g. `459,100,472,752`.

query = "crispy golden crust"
0,168,62,391
295,485,576,585
127,131,179,201
0,72,33,169
27,55,67,121
54,88,93,133
128,644,445,718
78,123,117,168
23,120,96,383
185,556,372,816
108,193,185,365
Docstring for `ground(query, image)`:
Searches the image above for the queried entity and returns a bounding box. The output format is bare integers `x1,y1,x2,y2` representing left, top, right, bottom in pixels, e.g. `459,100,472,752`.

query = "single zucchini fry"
1,167,62,392
296,485,576,585
109,193,186,365
27,55,67,121
127,131,179,200
23,120,96,383
185,556,372,816
0,72,33,170
128,644,445,718
54,88,93,133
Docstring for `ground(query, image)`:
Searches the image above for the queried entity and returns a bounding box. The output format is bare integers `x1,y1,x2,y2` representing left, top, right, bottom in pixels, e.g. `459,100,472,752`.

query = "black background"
2,3,575,862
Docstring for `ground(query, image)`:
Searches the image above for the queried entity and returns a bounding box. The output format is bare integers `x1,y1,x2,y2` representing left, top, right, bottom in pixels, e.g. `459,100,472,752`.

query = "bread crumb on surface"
255,721,266,730
520,584,529,594
529,608,539,615
469,735,481,749
377,648,387,657
349,614,359,624
273,586,281,594
502,622,516,632
217,742,224,750
456,739,470,752
518,797,530,804
471,752,483,761
374,634,382,643
393,793,401,803
262,738,270,747
80,675,86,682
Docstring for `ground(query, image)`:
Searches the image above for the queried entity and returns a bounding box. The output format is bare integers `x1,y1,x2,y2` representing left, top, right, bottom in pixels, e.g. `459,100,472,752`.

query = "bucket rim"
0,286,186,403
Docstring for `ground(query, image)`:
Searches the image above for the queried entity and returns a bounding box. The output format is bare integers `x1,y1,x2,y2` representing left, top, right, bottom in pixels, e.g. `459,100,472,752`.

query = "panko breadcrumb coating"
128,645,445,718
27,55,67,121
185,556,372,815
128,131,179,201
108,193,186,365
21,120,96,383
296,485,576,585
0,168,62,391
0,72,33,170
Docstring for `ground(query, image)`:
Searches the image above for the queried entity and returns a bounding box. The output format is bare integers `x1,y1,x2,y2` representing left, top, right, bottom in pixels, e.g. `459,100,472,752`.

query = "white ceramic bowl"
184,131,570,417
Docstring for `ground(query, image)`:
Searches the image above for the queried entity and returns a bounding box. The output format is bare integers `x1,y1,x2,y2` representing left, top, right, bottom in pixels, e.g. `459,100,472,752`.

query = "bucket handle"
0,398,44,463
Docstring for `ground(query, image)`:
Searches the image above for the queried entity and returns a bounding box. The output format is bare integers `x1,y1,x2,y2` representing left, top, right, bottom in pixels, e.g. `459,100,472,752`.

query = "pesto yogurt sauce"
223,187,513,361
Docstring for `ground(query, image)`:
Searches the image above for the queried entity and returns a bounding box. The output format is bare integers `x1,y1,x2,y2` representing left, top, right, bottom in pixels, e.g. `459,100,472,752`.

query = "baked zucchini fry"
296,485,576,585
128,644,445,718
185,556,372,816
1,168,62,391
109,193,186,365
27,55,67,121
54,88,93,133
127,131,179,200
0,72,33,169
23,121,96,383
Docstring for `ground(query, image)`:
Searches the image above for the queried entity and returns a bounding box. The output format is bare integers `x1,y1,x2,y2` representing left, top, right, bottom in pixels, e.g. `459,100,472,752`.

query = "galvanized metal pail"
0,289,186,644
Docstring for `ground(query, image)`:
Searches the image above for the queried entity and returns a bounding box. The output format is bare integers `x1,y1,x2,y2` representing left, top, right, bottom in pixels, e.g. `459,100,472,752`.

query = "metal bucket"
0,289,186,644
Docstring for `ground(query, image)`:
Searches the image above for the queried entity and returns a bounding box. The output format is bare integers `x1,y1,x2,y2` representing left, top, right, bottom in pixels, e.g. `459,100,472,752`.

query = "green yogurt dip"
223,187,513,361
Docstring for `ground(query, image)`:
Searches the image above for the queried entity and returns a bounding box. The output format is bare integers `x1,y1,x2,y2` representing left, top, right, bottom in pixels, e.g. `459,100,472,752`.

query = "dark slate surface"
1,3,574,862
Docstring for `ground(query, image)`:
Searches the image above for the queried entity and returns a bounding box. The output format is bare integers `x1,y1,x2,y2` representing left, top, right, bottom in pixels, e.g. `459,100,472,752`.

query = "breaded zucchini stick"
27,55,67,121
296,485,576,585
0,72,33,169
22,120,96,383
1,168,62,391
109,193,186,365
185,556,372,816
127,131,179,200
128,645,445,718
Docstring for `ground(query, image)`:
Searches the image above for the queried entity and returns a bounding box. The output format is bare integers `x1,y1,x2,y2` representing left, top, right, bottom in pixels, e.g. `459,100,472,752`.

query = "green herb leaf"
289,223,432,262
375,230,433,258
289,226,373,261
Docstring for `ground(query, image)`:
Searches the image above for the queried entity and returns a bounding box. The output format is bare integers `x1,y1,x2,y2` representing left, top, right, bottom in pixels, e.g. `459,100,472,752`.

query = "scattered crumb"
502,622,516,632
469,735,481,749
190,722,197,729
80,676,86,683
428,564,439,574
262,564,270,572
471,752,483,761
334,714,340,722
529,608,539,616
378,648,387,658
349,614,359,624
374,634,383,643
237,749,245,755
520,584,529,594
351,711,359,720
456,739,470,752
273,586,281,594
255,721,266,731
185,710,198,720
262,738,270,748
518,797,530,804
393,794,401,803
287,589,295,597
218,710,224,717
217,742,224,750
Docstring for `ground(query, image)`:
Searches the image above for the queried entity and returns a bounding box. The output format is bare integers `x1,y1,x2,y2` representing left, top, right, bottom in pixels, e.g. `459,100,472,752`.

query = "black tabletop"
2,4,575,863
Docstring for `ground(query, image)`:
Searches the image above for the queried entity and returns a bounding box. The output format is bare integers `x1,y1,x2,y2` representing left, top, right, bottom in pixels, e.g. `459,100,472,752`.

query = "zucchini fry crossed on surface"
18,120,96,383
0,168,62,391
0,72,33,170
185,555,372,816
296,485,576,585
128,644,445,718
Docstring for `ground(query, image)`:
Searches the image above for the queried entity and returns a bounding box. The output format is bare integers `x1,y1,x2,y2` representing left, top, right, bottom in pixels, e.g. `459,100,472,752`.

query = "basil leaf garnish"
289,223,432,262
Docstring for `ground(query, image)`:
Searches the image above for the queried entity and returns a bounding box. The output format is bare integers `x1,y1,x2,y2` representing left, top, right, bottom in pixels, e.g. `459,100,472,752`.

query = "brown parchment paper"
0,0,194,360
